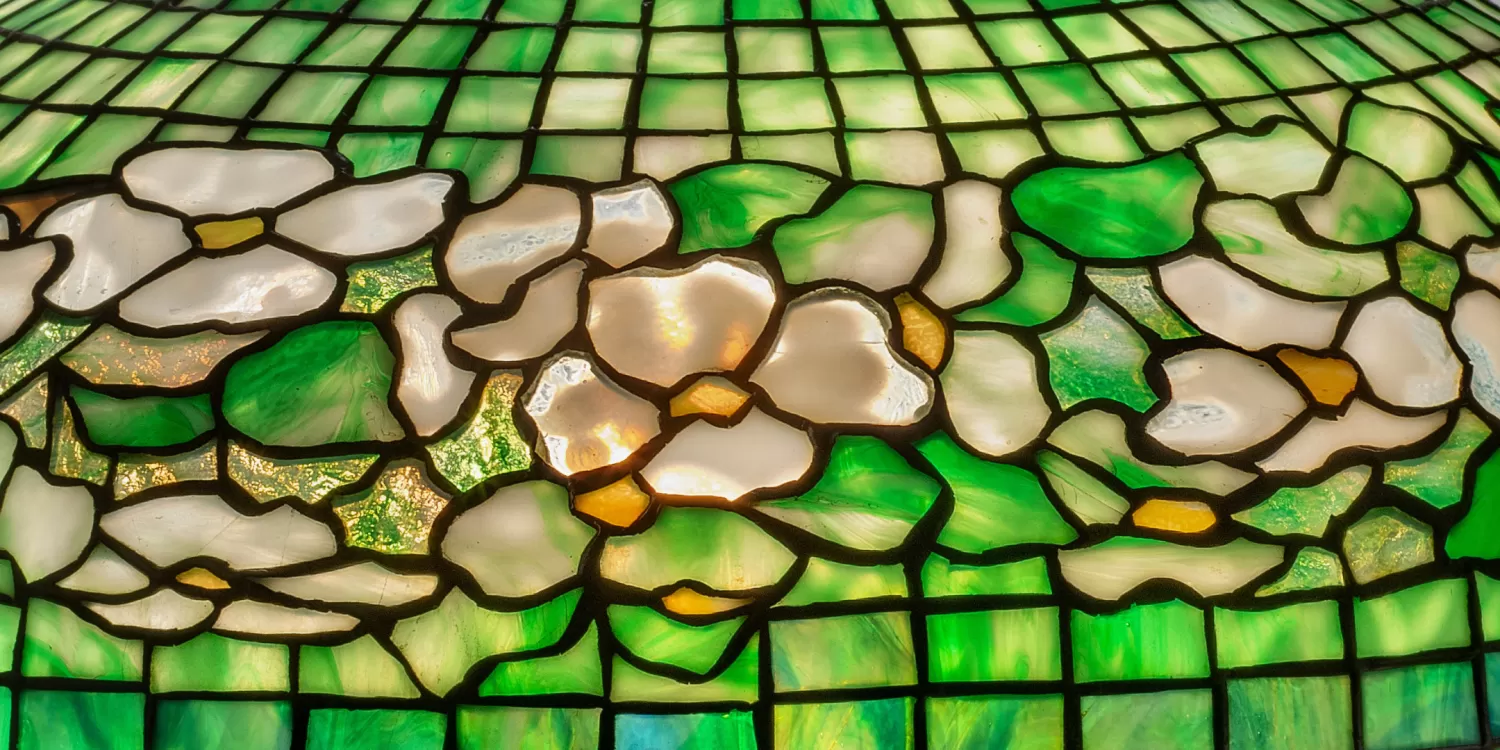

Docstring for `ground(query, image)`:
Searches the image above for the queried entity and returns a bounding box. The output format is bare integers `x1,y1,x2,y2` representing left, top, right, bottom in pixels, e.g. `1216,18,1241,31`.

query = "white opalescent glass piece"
276,173,453,257
393,293,475,437
87,589,214,631
445,184,580,304
122,147,335,216
588,256,775,387
1193,123,1330,198
57,546,150,596
118,245,336,328
1416,184,1490,248
1453,290,1500,419
752,288,933,426
441,480,595,598
1052,410,1255,494
1257,400,1447,473
524,352,660,476
1342,296,1461,408
214,599,358,636
451,260,584,362
101,494,337,571
0,241,53,341
1160,255,1345,350
1467,242,1500,292
257,562,439,607
39,194,190,312
922,180,1009,309
941,330,1049,458
583,180,673,268
1147,348,1306,455
641,408,815,501
1060,539,1283,600
0,465,93,581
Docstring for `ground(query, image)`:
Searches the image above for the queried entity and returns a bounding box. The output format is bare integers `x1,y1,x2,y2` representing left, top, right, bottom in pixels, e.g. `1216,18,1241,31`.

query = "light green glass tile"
44,57,140,105
1096,58,1197,107
557,27,642,73
977,18,1068,65
20,599,141,680
648,31,727,73
1391,12,1470,61
303,25,398,66
1253,0,1323,31
812,0,879,20
351,0,420,19
1056,13,1147,57
174,63,278,119
734,0,803,19
467,28,555,72
1014,64,1118,115
834,75,926,129
155,701,291,750
652,0,725,26
246,128,331,147
1173,48,1272,98
495,0,565,22
1082,690,1213,750
820,26,904,72
446,77,538,132
1229,677,1353,750
1,50,86,98
639,77,729,130
152,633,290,693
255,71,366,124
231,17,324,63
928,608,1062,682
307,709,445,750
948,128,1045,178
1214,601,1344,668
1072,600,1209,682
0,110,84,189
429,137,521,201
1239,37,1335,89
1134,107,1221,151
459,707,600,750
1354,578,1470,658
889,0,957,17
771,612,917,691
739,78,835,131
339,132,423,177
736,27,814,73
1124,5,1216,47
530,135,623,181
905,25,992,70
1350,20,1439,71
37,114,156,180
62,4,145,45
165,14,256,54
384,25,477,69
1296,34,1393,83
610,642,759,704
300,635,421,699
541,78,631,130
1181,0,1274,40
351,76,445,127
776,699,913,750
927,72,1027,122
929,695,1062,750
422,0,484,17
846,131,944,184
576,0,641,20
738,132,840,173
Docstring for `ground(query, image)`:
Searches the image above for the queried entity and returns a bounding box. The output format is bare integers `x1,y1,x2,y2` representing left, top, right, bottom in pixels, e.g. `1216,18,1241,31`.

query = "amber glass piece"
662,586,751,616
573,476,651,527
2,190,69,232
1133,498,1217,533
668,376,751,418
176,567,230,590
194,217,264,249
895,292,945,369
1277,348,1357,406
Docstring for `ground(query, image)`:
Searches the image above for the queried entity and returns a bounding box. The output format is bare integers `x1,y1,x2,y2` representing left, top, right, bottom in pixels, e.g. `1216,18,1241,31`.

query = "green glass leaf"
341,245,437,314
669,163,828,254
1233,466,1369,537
1384,409,1489,508
609,606,747,676
1039,297,1157,411
1297,156,1412,245
1012,153,1203,259
771,184,933,286
70,387,213,448
479,625,603,697
955,232,1076,326
1396,241,1461,311
1256,547,1345,597
426,371,531,493
916,432,1076,552
1085,266,1198,339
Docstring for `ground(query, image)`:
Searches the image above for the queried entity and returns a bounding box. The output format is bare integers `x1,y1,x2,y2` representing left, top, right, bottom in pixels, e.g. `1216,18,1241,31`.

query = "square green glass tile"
812,0,880,20
771,612,918,691
736,28,814,73
339,132,423,177
246,128,331,146
820,26,905,72
1056,13,1148,58
1238,37,1336,89
1214,601,1344,668
739,78,836,131
647,31,728,74
575,0,641,21
927,695,1063,750
1349,20,1440,71
927,607,1062,682
1181,0,1274,40
468,28,556,72
37,114,157,180
776,699,913,750
459,707,601,750
155,701,292,750
888,0,958,17
385,25,478,70
24,0,103,39
1172,48,1273,99
734,0,803,19
108,12,191,52
446,77,538,132
1096,58,1198,107
1072,600,1209,682
19,691,143,750
948,128,1044,177
739,132,840,173
1363,662,1479,750
1081,690,1214,749
0,50,86,99
1043,117,1143,161
651,0,725,26
255,71,367,125
1122,5,1217,48
1298,0,1368,21
62,4,146,46
422,0,487,19
153,634,289,692
303,25,398,67
1254,0,1324,32
0,110,82,189
495,0,566,23
1391,12,1471,61
963,0,1032,12
639,78,729,130
905,25,992,70
541,78,631,130
165,14,257,54
926,72,1027,122
1134,107,1220,150
1296,33,1393,83
230,18,325,64
352,0,421,20
833,74,927,129
1354,578,1470,658
306,709,446,750
109,58,213,109
350,76,445,127
556,28,642,73
1014,64,1118,115
428,137,522,202
1228,676,1354,750
530,135,623,181
846,130,944,184
43,57,140,106
977,19,1068,66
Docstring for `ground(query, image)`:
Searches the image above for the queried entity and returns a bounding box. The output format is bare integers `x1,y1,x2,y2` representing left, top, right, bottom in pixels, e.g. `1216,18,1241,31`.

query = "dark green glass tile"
468,28,555,72
154,701,292,750
1363,662,1479,750
350,76,446,127
19,690,143,750
231,18,324,63
303,25,399,66
385,25,477,69
1072,600,1209,682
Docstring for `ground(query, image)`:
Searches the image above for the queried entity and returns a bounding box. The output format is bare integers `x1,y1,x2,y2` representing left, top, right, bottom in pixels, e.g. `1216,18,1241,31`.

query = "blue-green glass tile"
1228,676,1353,750
616,712,756,750
1363,662,1479,750
155,701,292,750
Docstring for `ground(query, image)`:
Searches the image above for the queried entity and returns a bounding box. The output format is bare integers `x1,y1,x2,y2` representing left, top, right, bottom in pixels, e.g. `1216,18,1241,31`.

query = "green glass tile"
1239,37,1335,90
1384,409,1488,507
1040,296,1156,410
820,27,905,72
610,605,746,675
458,707,601,750
576,0,641,20
468,28,555,72
541,78,630,130
177,63,278,118
24,0,102,38
779,558,908,606
1096,58,1197,107
923,556,1052,597
63,4,145,45
45,57,139,104
1072,600,1209,682
1478,572,1500,641
1350,20,1439,71
339,132,423,177
977,18,1067,66
385,25,477,69
1363,662,1479,750
427,137,522,201
927,695,1062,750
21,599,142,680
917,432,1076,551
155,701,292,750
557,28,642,73
833,75,926,129
165,14,257,54
812,0,879,20
300,635,421,699
926,72,1026,123
1081,691,1213,750
0,43,42,79
156,124,235,142
246,128,331,146
1255,0,1323,30
307,709,446,750
1490,654,1500,734
1436,6,1500,48
1,50,86,99
947,128,1045,178
776,699,913,750
109,57,212,108
1014,154,1202,259
351,0,420,19
1123,5,1215,47
889,0,957,17
152,633,290,692
610,641,760,704
1214,601,1344,668
1181,0,1274,40
651,0,723,25
736,27,813,73
928,608,1061,682
481,626,603,697
1354,578,1470,658
1297,34,1393,83
1257,547,1346,596
738,78,835,131
529,135,624,181
1056,13,1146,57
1173,48,1272,98
423,0,486,18
734,0,803,19
771,612,917,691
37,114,157,180
350,76,445,127
1459,159,1500,223
19,691,143,750
957,232,1075,325
256,71,367,125
613,713,752,750
1449,447,1500,559
963,0,1030,12
304,24,398,66
1392,12,1470,60
905,25,992,70
639,78,729,130
232,17,324,63
0,110,84,189
1228,677,1353,750
845,130,944,184
648,31,727,73
1014,64,1117,116
495,0,565,22
446,77,538,132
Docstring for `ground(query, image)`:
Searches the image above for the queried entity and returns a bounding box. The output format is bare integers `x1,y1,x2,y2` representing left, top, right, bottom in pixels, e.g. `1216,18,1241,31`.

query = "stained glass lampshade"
0,0,1498,747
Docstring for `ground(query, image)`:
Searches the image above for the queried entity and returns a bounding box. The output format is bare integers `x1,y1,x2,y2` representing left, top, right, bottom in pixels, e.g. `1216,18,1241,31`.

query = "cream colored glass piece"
87,589,214,631
122,147,335,215
101,494,337,572
0,465,93,581
257,562,438,607
1342,296,1461,409
450,260,584,362
922,180,1010,308
1417,184,1491,248
1468,242,1500,292
589,256,775,387
753,288,933,426
1147,348,1306,456
670,376,750,418
1453,290,1500,419
1257,400,1447,473
640,408,814,501
584,180,673,267
634,135,732,180
215,600,358,636
63,326,265,388
1192,122,1330,198
940,330,1049,458
1052,410,1255,494
1205,199,1387,297
523,352,660,476
0,241,51,343
444,184,580,304
393,293,475,436
1160,255,1345,350
39,194,190,312
276,173,453,257
1059,538,1282,600
57,545,149,596
118,245,336,328
442,480,595,598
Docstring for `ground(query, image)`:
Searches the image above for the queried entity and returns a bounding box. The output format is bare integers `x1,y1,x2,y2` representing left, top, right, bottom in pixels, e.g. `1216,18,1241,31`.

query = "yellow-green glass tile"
739,78,835,131
44,57,140,106
1349,20,1439,71
0,110,83,188
647,31,727,73
811,0,879,20
339,132,423,178
109,58,213,108
0,50,86,99
231,18,324,64
1123,5,1216,48
1014,63,1117,115
176,63,278,118
530,135,623,181
905,25,992,70
245,128,331,147
429,138,521,202
165,14,256,54
977,18,1068,65
352,0,420,19
888,0,957,18
62,3,144,45
303,25,398,66
652,0,724,26
467,28,554,72
833,75,927,129
350,76,444,127
1043,117,1144,162
540,78,630,130
423,0,486,18
495,0,565,23
38,114,156,180
1096,58,1197,107
1239,37,1335,89
820,26,904,72
556,28,642,73
575,0,641,21
638,78,729,130
948,128,1045,178
255,71,367,124
1181,0,1274,41
109,11,191,52
1253,0,1323,32
384,25,476,69
1055,13,1147,57
1296,34,1393,83
1391,12,1470,60
445,78,538,133
738,132,840,172
1172,48,1272,98
736,27,814,73
926,72,1027,122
